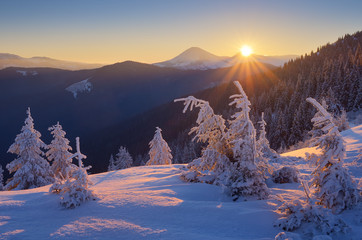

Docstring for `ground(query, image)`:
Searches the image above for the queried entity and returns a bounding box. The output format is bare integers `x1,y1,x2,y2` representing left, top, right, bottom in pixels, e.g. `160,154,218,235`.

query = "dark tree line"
249,32,362,150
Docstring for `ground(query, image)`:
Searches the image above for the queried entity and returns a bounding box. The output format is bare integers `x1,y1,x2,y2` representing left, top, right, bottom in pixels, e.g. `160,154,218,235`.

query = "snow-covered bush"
275,198,348,235
59,166,95,209
51,137,95,208
49,177,64,194
114,146,133,169
307,98,359,213
6,108,53,190
0,165,3,191
46,122,73,180
272,167,299,184
175,81,268,200
146,127,173,166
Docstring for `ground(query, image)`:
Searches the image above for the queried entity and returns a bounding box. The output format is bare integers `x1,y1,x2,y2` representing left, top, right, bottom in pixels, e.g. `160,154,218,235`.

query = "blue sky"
1,0,361,63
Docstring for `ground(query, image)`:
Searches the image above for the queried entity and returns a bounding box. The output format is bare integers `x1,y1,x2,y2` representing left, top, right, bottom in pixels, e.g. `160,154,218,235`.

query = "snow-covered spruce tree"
0,165,4,191
306,98,359,213
182,141,198,164
226,81,269,199
46,122,73,180
255,112,276,179
175,81,268,200
6,108,53,190
256,112,279,159
107,154,116,171
53,137,95,208
146,127,173,166
174,96,228,182
115,146,133,169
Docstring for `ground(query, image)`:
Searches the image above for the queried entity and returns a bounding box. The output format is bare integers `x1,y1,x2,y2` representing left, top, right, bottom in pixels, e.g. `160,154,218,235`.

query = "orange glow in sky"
0,1,361,64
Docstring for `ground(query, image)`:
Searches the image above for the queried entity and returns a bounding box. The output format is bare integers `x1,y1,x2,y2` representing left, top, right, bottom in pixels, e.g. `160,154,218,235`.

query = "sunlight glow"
240,45,253,57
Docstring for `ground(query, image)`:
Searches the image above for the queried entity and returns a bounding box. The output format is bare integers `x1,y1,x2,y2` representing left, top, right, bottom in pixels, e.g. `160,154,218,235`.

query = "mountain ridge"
0,53,103,71
154,47,299,70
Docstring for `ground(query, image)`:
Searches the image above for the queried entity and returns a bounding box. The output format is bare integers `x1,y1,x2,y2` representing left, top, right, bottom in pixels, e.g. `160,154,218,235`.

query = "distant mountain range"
0,48,297,72
0,53,103,70
154,47,298,70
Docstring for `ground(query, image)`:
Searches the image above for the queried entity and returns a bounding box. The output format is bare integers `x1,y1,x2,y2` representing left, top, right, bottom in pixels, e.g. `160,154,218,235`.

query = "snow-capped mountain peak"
154,47,230,70
168,47,224,62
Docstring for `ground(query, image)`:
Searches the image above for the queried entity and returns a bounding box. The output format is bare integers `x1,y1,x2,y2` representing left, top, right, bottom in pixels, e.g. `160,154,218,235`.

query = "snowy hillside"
65,79,93,99
0,125,361,239
154,47,298,70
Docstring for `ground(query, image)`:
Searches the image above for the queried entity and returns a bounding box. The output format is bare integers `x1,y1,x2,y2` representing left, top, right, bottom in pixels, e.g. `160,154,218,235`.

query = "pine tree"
114,146,133,169
227,81,269,199
60,167,94,209
52,137,95,208
6,108,53,190
172,144,183,164
288,104,304,146
107,154,116,171
134,154,147,166
182,141,197,163
334,109,350,132
146,127,173,166
257,112,278,159
306,98,359,213
175,96,227,172
46,122,73,180
176,81,268,199
0,165,4,191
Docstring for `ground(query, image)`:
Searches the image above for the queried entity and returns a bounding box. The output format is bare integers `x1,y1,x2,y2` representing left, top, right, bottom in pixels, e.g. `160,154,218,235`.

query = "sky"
0,0,361,64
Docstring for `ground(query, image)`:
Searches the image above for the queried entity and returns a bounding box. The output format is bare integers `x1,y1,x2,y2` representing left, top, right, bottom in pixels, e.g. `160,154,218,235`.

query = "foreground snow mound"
0,165,279,239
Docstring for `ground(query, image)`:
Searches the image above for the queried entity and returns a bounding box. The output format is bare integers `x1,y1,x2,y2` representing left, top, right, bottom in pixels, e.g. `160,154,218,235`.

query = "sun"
240,45,253,57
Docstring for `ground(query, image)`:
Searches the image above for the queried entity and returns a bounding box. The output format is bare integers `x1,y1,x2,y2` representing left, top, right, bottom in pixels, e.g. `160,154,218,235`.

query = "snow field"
0,125,361,239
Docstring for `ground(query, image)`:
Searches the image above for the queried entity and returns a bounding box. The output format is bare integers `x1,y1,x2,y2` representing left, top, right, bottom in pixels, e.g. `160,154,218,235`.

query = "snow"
282,146,321,158
16,70,27,76
0,125,361,239
16,70,38,76
65,79,92,99
282,124,362,178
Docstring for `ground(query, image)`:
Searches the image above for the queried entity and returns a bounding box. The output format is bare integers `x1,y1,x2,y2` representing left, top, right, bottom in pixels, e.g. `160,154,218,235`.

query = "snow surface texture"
65,79,92,99
0,125,361,239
